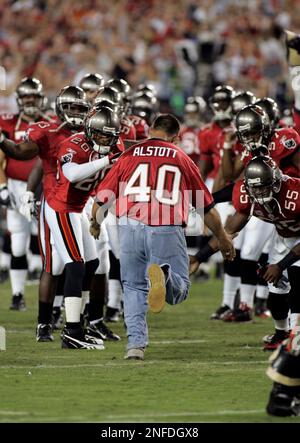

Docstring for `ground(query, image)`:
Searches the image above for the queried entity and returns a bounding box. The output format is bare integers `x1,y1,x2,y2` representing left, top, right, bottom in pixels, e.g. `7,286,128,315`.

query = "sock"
240,284,256,308
64,297,81,325
256,285,269,300
38,301,53,324
81,290,89,315
108,279,122,310
274,318,289,331
9,269,27,295
53,295,64,308
222,274,240,310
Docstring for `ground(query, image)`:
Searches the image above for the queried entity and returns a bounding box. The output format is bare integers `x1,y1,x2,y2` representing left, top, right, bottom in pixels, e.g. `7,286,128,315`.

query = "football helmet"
130,91,158,124
235,104,272,151
79,73,105,92
106,78,132,113
255,97,280,129
244,156,282,205
184,96,207,127
231,91,256,116
209,85,235,121
136,83,157,96
94,86,123,115
55,86,90,129
84,107,120,155
16,77,45,117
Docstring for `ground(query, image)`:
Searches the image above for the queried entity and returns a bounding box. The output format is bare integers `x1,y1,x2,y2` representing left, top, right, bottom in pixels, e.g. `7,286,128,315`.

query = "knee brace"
109,250,121,281
64,261,85,298
240,259,257,285
11,254,27,270
82,258,99,291
224,249,241,277
267,292,289,320
288,266,300,313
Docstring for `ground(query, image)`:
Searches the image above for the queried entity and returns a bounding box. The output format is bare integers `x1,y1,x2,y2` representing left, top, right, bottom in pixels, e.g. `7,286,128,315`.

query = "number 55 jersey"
232,176,300,238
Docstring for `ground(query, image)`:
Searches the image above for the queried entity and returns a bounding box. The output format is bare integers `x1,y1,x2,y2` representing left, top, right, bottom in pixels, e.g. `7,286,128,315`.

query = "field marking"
0,360,268,370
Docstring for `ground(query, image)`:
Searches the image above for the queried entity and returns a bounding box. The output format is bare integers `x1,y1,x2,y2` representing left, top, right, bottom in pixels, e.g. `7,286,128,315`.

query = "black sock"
38,301,53,324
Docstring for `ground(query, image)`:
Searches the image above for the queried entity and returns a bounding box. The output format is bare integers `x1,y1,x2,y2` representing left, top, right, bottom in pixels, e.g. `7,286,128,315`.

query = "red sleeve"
184,155,214,212
95,159,121,204
293,108,300,135
278,127,300,152
232,180,251,214
199,129,211,161
0,116,14,137
25,123,47,147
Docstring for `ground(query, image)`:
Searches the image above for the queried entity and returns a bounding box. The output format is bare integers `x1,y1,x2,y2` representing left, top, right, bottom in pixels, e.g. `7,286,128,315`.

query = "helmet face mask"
209,86,234,121
56,86,90,129
236,105,271,152
16,78,45,118
84,108,120,154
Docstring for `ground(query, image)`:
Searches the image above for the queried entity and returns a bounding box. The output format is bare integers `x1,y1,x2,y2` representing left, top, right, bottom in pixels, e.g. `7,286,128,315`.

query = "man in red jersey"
91,114,235,360
0,85,90,340
0,77,53,311
45,107,122,349
191,156,300,351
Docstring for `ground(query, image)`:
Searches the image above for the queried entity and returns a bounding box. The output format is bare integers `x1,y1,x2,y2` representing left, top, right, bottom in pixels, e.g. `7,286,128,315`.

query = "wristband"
277,250,299,271
195,243,215,263
223,142,232,150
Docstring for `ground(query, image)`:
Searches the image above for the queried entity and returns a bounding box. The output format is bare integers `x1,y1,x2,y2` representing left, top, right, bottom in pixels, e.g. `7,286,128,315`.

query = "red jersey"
233,176,300,238
95,138,214,226
179,126,201,166
128,115,149,140
293,108,300,135
48,133,124,213
0,113,39,181
25,120,72,200
237,127,300,177
120,117,136,141
199,122,227,179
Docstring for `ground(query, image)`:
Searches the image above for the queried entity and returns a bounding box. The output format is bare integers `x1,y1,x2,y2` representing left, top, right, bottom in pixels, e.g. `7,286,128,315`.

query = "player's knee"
240,259,257,285
224,250,241,277
11,254,27,270
64,261,85,297
82,258,99,290
267,292,289,320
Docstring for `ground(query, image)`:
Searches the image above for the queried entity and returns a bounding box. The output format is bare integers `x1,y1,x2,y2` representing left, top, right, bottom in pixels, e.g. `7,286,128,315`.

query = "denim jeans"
118,217,190,350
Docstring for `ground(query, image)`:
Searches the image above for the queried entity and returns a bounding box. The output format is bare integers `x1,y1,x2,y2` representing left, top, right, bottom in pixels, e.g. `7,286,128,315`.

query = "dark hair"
152,113,180,137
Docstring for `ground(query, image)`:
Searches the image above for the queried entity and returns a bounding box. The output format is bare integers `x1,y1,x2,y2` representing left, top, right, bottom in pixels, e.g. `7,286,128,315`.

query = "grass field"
0,277,299,424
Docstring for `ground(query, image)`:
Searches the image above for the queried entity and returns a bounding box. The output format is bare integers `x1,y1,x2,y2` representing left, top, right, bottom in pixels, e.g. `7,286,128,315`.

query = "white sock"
9,269,27,295
108,279,122,309
64,297,81,323
289,66,300,109
53,295,64,308
240,284,256,308
0,252,10,269
222,274,240,309
81,290,89,315
256,285,269,300
289,313,300,330
274,318,289,331
28,254,42,273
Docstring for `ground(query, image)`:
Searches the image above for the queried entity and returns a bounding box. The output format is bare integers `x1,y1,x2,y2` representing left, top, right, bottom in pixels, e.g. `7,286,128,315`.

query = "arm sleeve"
212,183,234,203
62,157,110,183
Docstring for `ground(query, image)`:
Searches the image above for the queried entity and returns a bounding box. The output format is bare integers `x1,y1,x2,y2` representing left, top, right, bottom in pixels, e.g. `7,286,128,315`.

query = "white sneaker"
124,348,145,360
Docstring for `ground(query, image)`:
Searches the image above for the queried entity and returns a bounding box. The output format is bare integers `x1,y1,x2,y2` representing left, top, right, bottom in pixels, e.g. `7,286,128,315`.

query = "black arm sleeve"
212,183,234,204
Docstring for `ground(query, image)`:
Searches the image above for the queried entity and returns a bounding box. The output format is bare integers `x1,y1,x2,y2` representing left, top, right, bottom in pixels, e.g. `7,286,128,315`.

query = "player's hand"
108,151,122,164
218,233,236,261
19,191,36,221
263,264,282,286
89,218,101,240
189,255,200,276
223,127,236,145
0,184,11,207
0,129,5,144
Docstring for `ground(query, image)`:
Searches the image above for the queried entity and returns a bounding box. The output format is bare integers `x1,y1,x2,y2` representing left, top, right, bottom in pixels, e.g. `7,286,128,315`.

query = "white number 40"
124,163,181,205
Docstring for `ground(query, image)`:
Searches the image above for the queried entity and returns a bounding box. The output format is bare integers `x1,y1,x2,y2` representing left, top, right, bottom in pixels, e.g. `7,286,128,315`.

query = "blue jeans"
118,217,190,350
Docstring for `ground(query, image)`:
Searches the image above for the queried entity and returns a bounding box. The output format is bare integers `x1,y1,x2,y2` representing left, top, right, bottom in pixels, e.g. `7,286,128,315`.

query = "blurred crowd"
1,0,300,115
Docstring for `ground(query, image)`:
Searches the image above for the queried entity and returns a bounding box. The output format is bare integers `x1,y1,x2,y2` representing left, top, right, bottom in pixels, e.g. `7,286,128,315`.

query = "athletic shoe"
105,306,121,322
263,330,290,351
210,304,231,320
266,382,300,417
147,264,166,313
223,303,252,322
9,293,26,311
36,323,54,342
124,348,145,360
61,327,105,350
254,298,271,319
86,320,121,341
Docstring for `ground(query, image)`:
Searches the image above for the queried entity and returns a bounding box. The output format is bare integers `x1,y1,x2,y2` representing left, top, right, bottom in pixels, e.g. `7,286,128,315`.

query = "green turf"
0,277,299,423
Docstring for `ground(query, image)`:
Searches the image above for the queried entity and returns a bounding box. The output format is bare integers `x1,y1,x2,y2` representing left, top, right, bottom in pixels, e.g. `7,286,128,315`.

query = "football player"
79,73,105,105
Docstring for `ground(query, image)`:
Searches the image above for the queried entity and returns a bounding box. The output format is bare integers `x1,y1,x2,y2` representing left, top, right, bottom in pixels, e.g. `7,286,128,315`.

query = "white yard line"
105,409,266,420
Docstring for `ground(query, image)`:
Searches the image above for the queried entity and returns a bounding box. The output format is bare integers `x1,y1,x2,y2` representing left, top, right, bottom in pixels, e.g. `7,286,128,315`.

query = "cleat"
52,307,64,330
86,320,121,341
105,307,121,323
124,348,145,360
263,330,290,351
285,30,300,66
147,264,166,314
210,304,231,320
266,382,300,417
36,323,54,342
9,293,26,311
61,327,105,350
223,303,252,322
